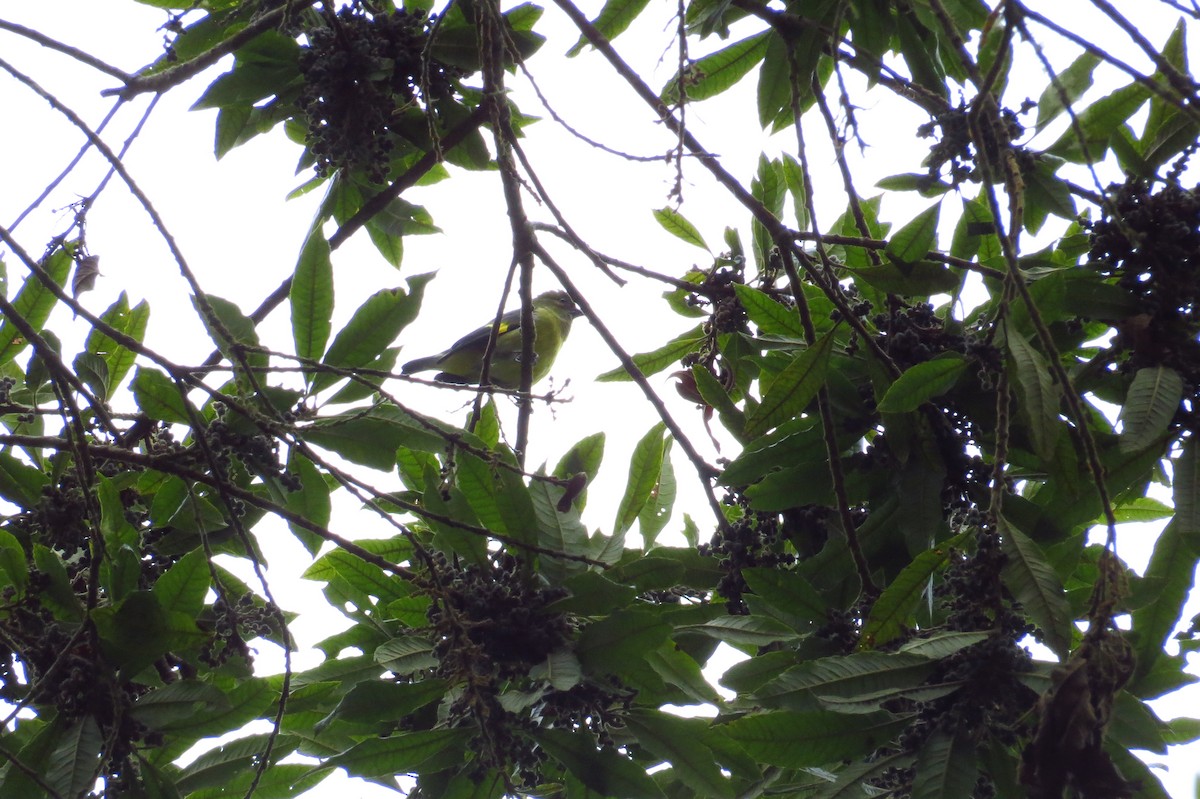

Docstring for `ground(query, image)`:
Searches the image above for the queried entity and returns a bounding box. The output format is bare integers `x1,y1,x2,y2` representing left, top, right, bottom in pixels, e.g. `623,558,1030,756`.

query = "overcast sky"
2,1,1199,795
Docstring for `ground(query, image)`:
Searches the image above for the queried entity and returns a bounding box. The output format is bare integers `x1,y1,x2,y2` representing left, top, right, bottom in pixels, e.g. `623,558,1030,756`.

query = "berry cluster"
420,553,637,786
1088,176,1200,416
918,103,1024,188
297,3,464,182
700,496,797,613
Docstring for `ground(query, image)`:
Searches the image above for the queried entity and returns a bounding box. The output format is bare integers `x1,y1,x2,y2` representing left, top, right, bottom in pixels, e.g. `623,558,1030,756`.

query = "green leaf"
577,608,671,675
597,325,706,381
910,730,978,799
316,679,447,731
1047,82,1151,163
755,652,936,710
129,680,232,730
614,423,668,535
47,717,103,799
861,533,968,649
534,729,664,799
637,440,675,547
743,329,834,440
998,516,1072,658
567,0,651,56
1119,366,1183,453
625,711,733,798
153,549,210,618
0,245,72,365
291,229,334,365
1036,51,1102,131
1131,519,1197,684
86,293,150,396
321,729,469,779
304,403,464,469
733,284,805,338
1175,438,1200,547
132,367,193,424
553,432,605,510
661,33,770,106
653,207,709,250
193,293,266,375
877,355,967,414
285,454,331,556
677,614,799,646
751,156,786,271
846,261,959,296
1007,329,1060,460
315,273,433,392
723,710,908,767
885,202,941,268
0,451,46,510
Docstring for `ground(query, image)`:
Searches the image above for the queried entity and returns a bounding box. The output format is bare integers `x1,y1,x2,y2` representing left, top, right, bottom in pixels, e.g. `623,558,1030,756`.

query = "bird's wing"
437,306,526,363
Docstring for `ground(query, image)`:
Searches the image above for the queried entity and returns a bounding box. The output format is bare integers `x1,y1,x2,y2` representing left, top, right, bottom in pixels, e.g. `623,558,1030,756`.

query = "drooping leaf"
660,33,770,106
567,0,652,56
743,329,834,440
1119,366,1183,453
614,423,668,535
885,202,941,269
291,229,334,365
998,516,1073,659
877,355,967,414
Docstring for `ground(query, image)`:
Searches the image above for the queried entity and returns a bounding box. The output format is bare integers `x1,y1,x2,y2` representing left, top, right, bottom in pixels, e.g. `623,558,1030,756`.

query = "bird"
402,290,583,388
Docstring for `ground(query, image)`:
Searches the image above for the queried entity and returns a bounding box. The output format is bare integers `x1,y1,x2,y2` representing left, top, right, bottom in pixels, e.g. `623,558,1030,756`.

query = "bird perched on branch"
402,290,583,388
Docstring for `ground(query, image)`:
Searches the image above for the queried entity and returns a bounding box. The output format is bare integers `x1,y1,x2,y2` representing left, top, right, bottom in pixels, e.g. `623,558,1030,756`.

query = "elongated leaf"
614,423,668,535
1007,329,1060,460
1131,519,1197,684
678,614,798,646
535,729,664,799
531,479,589,583
597,325,706,381
626,711,733,798
885,202,941,268
0,246,72,365
1036,51,1101,131
911,730,978,799
743,330,834,440
1047,82,1151,163
861,533,968,649
723,710,908,768
322,729,469,778
877,355,966,413
661,33,770,105
756,652,935,710
86,292,150,396
47,717,103,799
653,207,709,250
733,284,805,338
567,0,651,56
132,367,194,424
637,440,675,547
0,452,46,510
576,608,671,675
1119,366,1183,453
315,272,433,392
1175,438,1200,547
291,229,334,365
998,516,1072,658
153,549,210,617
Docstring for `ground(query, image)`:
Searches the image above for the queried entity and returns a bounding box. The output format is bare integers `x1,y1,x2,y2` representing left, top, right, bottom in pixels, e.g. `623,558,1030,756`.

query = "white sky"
2,1,1199,796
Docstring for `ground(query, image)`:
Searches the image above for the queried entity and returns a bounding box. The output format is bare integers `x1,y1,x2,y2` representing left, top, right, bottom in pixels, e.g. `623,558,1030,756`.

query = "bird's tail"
401,355,441,375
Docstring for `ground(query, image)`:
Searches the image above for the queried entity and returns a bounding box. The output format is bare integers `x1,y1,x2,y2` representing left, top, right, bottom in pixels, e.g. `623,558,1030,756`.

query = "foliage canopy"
1,1,1199,797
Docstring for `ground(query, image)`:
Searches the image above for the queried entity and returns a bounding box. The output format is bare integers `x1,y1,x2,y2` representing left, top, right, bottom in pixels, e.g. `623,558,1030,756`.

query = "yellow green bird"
402,290,582,388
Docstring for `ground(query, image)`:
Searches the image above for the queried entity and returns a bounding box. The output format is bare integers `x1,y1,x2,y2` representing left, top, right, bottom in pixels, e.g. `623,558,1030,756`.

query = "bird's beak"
570,306,585,319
